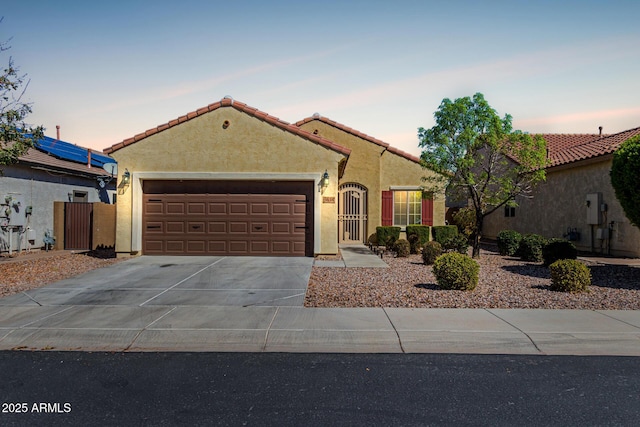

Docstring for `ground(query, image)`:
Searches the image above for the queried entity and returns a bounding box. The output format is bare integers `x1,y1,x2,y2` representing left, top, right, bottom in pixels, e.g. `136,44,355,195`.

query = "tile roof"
15,146,111,177
542,127,640,167
295,114,422,163
103,97,352,157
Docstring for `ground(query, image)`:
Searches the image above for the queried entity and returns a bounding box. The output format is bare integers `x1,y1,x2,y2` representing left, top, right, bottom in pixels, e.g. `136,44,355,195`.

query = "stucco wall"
380,151,446,226
299,120,446,234
1,165,111,253
297,121,385,238
109,107,345,255
484,158,640,257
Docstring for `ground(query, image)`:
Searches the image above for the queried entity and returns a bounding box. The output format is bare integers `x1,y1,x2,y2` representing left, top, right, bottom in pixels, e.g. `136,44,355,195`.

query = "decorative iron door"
338,183,367,243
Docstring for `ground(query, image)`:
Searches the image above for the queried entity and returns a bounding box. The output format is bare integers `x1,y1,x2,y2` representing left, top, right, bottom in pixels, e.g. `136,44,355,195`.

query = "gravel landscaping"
0,252,123,299
2,247,640,309
306,247,640,309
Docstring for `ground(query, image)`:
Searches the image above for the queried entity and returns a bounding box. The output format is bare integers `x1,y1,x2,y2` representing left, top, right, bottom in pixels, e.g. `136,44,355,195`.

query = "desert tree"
419,93,547,257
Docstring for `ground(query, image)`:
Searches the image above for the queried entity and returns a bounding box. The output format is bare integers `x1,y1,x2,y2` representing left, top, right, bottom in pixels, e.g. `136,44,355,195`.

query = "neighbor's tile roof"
295,114,421,164
104,97,351,157
543,127,640,167
15,146,110,177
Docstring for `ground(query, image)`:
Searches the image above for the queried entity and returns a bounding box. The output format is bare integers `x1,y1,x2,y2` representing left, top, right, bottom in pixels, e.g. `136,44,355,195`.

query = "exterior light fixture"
122,169,131,185
322,170,330,188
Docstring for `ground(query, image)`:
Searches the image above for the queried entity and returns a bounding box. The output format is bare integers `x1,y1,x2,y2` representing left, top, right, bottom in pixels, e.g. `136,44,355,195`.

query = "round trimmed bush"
519,234,548,262
549,259,591,292
432,252,479,291
422,241,443,265
542,238,577,266
367,233,378,247
497,229,522,256
395,239,410,257
408,233,422,254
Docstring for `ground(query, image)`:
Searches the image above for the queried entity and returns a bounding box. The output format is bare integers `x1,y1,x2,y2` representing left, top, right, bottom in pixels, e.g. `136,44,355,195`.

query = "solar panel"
34,136,114,168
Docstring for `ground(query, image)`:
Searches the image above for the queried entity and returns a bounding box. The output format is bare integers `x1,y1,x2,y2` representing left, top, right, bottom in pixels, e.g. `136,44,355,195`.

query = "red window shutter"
381,191,393,226
422,196,434,226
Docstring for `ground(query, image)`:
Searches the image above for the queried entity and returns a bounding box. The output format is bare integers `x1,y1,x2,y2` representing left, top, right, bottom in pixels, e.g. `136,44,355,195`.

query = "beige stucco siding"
380,151,446,226
110,108,346,255
298,121,384,237
484,158,640,257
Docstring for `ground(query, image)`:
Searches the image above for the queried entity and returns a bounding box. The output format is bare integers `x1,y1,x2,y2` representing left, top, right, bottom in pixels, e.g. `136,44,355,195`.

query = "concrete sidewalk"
1,306,640,355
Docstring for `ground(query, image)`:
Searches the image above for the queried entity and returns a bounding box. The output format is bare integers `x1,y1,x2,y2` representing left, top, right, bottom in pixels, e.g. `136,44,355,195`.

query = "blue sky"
3,0,639,156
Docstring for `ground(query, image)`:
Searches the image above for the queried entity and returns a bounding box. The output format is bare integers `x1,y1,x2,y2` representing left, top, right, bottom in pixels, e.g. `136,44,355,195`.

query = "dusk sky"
3,1,639,156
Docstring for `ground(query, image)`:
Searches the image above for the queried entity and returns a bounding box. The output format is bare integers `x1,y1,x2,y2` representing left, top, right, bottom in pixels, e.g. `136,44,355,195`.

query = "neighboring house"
104,97,444,257
1,134,116,253
483,127,640,258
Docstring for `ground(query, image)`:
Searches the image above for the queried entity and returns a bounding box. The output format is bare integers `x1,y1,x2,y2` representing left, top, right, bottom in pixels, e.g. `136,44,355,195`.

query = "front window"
394,190,422,226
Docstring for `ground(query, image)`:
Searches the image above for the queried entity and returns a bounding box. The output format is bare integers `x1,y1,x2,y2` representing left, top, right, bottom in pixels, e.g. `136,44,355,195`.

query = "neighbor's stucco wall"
484,157,640,257
109,107,346,255
0,165,111,253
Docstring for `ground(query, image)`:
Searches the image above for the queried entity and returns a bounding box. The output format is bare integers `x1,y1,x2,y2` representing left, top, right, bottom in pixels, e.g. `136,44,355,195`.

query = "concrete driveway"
0,256,313,308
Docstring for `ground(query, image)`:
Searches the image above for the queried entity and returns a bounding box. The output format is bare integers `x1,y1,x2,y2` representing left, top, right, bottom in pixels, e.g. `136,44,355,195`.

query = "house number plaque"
323,197,335,204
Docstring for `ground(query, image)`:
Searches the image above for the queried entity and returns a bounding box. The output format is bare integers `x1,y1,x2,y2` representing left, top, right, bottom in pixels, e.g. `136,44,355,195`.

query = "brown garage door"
142,181,313,256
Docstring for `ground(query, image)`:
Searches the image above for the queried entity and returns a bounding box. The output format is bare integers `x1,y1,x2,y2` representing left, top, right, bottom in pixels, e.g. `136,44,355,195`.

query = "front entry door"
338,183,368,243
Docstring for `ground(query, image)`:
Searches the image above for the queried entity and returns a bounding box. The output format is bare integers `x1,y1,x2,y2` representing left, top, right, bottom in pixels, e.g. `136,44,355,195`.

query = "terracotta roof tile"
542,127,640,167
104,98,351,158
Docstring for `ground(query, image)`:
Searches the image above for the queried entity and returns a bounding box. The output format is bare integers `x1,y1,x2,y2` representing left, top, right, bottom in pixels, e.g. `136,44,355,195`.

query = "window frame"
392,189,423,228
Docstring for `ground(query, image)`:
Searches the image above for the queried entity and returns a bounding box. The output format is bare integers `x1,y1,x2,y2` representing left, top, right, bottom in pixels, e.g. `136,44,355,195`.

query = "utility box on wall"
1,193,26,227
586,193,602,225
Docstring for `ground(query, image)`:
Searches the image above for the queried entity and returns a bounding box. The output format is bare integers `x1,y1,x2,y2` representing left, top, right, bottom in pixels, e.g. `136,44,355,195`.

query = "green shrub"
519,234,548,262
422,241,443,265
443,234,469,254
452,207,476,238
549,259,591,292
394,239,410,257
432,252,479,291
432,225,459,245
406,225,430,253
497,229,522,256
376,226,401,248
542,238,577,266
367,233,378,246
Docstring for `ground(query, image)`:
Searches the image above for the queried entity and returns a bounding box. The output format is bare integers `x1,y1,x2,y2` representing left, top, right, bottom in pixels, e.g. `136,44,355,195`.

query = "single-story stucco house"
484,126,640,258
1,133,116,253
104,97,445,257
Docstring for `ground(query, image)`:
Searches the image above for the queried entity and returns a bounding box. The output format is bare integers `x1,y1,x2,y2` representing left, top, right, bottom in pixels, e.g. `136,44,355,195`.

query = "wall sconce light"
118,169,131,195
322,170,330,188
122,169,131,185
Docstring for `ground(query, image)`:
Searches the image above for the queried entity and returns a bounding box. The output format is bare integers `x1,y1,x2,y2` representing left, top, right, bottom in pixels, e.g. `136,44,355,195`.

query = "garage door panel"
251,203,269,215
166,241,185,252
229,222,248,233
251,222,269,234
166,222,185,233
208,222,227,233
143,182,312,256
229,241,249,253
272,203,291,215
209,203,227,214
188,203,206,214
187,222,205,233
208,241,227,252
167,202,185,214
187,240,206,252
230,203,248,214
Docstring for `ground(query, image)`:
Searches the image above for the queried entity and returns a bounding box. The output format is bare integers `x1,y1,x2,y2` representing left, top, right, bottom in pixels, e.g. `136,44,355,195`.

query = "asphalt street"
1,352,639,426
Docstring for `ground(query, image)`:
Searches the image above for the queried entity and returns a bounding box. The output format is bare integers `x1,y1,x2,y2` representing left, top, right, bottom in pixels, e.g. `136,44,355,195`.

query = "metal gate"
338,183,367,243
65,202,93,250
